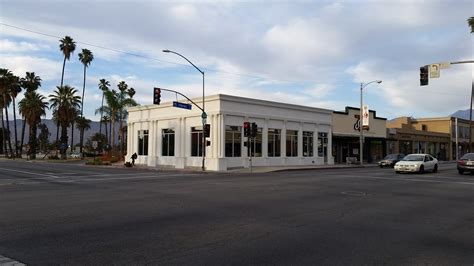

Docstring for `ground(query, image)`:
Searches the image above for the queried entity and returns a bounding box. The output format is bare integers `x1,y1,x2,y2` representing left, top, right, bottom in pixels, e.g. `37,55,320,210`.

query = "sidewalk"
226,163,379,173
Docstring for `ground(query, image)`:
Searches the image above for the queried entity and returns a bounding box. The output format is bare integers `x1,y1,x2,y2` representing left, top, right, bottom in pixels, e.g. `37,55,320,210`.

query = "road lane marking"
351,175,474,186
0,167,59,178
0,254,25,266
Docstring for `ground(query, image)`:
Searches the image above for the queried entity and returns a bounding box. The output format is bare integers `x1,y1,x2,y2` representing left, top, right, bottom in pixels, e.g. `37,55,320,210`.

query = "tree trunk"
60,56,66,88
111,116,116,153
12,97,18,157
56,122,60,153
104,118,108,147
99,93,104,136
4,94,14,158
60,123,68,160
20,118,26,156
70,121,74,152
79,127,84,154
109,118,112,147
1,110,6,157
81,66,86,117
29,123,37,160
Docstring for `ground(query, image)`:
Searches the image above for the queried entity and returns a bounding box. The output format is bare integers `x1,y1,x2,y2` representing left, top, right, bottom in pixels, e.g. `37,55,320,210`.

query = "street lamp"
163,49,206,171
359,80,382,166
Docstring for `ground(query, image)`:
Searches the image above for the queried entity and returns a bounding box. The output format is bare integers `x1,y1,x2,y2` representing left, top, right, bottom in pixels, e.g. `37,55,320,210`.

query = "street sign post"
172,101,192,110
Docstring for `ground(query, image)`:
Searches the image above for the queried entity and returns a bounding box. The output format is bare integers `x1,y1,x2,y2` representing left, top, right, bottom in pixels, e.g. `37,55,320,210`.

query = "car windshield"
401,155,424,161
460,153,474,160
384,154,398,160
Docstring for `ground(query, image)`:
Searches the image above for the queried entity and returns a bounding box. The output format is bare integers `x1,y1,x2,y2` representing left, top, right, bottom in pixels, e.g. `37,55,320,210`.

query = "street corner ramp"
0,254,26,266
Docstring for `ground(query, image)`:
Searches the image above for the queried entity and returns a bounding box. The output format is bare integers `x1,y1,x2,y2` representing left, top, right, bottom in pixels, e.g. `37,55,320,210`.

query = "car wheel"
419,165,424,174
395,171,400,174
433,164,438,173
458,169,464,175
379,165,383,168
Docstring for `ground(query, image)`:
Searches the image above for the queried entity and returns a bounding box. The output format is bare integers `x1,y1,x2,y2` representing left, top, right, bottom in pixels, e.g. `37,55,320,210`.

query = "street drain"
341,191,368,197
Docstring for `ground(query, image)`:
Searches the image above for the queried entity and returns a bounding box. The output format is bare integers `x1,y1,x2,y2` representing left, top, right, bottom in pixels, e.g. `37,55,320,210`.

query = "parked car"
457,153,474,175
394,154,438,174
378,153,405,168
69,152,81,159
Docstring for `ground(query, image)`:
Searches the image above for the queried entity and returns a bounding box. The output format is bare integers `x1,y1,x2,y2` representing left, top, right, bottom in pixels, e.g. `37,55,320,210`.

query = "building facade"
126,94,334,171
332,107,387,164
386,117,451,160
399,117,473,160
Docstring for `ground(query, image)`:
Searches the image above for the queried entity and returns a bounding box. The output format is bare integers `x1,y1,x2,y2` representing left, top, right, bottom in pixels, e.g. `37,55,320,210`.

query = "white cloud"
0,39,50,53
1,54,61,81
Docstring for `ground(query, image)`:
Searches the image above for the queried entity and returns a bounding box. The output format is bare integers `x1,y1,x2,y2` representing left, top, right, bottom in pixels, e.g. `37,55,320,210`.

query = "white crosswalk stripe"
0,254,26,266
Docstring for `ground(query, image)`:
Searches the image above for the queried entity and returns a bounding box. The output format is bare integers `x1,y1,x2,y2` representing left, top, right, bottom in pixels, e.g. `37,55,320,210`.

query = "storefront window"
250,127,263,157
303,131,313,157
286,130,298,157
225,126,241,157
162,129,175,156
318,132,328,158
137,130,149,156
191,126,203,157
268,129,281,157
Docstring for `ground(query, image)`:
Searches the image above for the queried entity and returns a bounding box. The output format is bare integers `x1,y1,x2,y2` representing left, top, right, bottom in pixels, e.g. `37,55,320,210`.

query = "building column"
147,120,156,167
327,127,334,164
314,124,319,161
281,121,287,161
298,122,303,159
127,122,134,159
263,119,269,159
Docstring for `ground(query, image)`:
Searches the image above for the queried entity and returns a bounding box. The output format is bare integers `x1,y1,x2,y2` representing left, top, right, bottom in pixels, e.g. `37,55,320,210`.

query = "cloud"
1,54,61,81
0,39,50,52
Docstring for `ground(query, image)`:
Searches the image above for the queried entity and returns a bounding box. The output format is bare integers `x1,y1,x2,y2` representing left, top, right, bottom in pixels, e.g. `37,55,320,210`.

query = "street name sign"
430,64,440,78
173,101,192,110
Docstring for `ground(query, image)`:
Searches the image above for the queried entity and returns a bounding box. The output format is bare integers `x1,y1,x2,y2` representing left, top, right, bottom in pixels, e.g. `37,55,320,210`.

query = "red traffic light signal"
154,88,161,104
243,122,250,137
251,122,258,137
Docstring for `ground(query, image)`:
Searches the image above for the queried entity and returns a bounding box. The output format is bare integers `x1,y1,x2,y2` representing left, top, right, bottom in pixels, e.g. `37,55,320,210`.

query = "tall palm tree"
20,72,42,156
18,91,48,159
0,96,7,156
75,116,91,155
98,79,110,139
49,85,81,159
9,75,21,157
57,36,76,151
59,36,76,89
78,49,94,117
0,68,15,157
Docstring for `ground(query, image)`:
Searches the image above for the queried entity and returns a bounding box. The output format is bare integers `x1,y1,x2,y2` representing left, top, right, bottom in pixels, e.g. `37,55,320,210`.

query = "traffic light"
243,122,250,137
420,65,429,86
251,122,258,138
204,124,210,138
153,88,161,104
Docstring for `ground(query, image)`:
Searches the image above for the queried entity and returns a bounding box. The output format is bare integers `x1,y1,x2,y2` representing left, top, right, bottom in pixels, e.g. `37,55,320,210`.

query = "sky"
0,0,473,122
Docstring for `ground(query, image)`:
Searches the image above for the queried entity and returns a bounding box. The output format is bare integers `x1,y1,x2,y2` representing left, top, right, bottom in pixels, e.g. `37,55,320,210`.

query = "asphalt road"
0,160,473,265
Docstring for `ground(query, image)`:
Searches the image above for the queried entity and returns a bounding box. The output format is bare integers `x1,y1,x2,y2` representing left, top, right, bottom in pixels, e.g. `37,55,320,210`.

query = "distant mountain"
451,109,474,120
2,119,120,145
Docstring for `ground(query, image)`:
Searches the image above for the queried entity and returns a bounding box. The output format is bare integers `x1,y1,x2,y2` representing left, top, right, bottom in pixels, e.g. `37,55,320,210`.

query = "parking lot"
0,160,473,265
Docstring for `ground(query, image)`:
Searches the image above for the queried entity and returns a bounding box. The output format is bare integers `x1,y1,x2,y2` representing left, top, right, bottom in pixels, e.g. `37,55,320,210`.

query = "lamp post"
359,80,382,166
163,49,206,171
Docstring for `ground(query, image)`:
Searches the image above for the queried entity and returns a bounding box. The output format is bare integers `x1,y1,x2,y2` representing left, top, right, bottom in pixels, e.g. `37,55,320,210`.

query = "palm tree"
18,91,48,159
102,86,137,155
0,96,7,156
37,123,50,154
75,116,91,155
9,75,21,157
78,49,94,117
49,85,81,159
70,107,80,151
98,79,110,139
59,36,76,89
57,36,76,151
0,68,15,157
20,72,42,156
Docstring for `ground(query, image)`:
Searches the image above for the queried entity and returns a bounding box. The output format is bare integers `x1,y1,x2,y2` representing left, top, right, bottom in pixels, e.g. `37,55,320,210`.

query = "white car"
394,154,438,174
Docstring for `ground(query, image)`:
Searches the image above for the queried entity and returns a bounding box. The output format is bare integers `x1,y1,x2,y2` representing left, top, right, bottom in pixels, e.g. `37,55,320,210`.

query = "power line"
0,21,471,98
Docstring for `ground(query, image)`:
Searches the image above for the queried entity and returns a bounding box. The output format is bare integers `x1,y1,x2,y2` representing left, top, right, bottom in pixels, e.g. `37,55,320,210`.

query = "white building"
127,94,333,171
